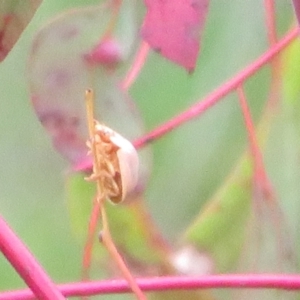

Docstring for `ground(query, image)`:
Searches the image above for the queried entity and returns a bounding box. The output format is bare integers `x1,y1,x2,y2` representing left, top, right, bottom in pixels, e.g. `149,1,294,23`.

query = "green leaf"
183,156,252,271
133,0,281,241
66,172,216,299
66,172,168,270
282,38,300,105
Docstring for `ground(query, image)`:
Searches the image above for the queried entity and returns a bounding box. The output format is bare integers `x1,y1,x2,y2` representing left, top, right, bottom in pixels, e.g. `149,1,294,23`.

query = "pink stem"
81,197,100,281
121,41,150,90
236,86,267,182
0,216,65,300
133,27,298,148
2,274,300,300
74,27,299,172
264,0,277,45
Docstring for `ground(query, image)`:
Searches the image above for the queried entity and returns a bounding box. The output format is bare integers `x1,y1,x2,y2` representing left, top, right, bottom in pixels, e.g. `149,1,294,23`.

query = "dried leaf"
183,157,252,271
141,0,209,71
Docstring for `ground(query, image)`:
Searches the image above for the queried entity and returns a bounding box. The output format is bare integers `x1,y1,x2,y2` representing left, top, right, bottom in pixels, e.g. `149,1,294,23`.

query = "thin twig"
264,0,277,45
100,208,147,300
236,86,270,189
81,196,101,281
237,87,296,274
122,41,150,90
264,0,282,110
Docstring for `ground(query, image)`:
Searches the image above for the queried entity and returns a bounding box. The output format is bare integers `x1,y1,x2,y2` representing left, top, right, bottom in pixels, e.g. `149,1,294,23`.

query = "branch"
133,27,298,148
2,274,300,300
74,27,298,172
0,215,65,300
264,0,277,45
121,41,150,90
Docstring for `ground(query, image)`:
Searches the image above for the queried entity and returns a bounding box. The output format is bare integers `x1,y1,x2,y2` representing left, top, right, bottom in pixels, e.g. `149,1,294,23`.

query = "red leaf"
141,0,209,72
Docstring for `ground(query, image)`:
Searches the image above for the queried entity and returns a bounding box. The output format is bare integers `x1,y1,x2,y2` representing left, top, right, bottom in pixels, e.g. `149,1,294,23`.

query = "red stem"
121,41,150,90
236,86,267,183
73,27,298,172
81,197,101,281
2,274,300,300
264,0,277,45
1,6,297,300
0,216,65,300
133,27,298,148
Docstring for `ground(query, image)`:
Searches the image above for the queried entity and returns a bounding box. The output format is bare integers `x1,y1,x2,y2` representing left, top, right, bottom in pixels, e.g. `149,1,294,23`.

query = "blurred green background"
0,0,298,299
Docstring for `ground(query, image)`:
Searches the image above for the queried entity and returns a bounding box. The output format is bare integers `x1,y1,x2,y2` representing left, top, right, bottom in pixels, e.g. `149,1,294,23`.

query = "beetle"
85,89,139,204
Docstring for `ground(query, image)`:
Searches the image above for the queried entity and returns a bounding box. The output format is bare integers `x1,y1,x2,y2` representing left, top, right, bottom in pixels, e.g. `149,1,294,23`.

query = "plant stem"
74,27,298,172
236,86,270,190
81,197,101,281
133,27,298,148
100,206,147,300
2,274,300,300
0,215,65,300
237,81,296,274
264,0,277,45
122,41,150,90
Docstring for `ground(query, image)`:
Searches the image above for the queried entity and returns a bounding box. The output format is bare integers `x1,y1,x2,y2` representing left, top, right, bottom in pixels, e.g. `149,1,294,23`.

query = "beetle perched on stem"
85,119,139,204
84,89,146,300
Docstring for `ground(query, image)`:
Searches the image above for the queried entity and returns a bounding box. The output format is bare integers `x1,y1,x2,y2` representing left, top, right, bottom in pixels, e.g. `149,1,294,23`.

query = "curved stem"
264,0,277,45
133,27,298,148
81,197,101,281
74,27,299,172
100,206,147,300
122,41,150,90
0,215,65,300
2,274,300,300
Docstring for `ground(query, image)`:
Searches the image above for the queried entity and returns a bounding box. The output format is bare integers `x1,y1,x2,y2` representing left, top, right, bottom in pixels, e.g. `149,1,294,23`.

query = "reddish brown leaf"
141,0,209,71
0,0,41,62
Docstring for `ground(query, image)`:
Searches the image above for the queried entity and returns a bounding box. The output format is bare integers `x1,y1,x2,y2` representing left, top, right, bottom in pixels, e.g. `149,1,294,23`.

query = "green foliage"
66,173,164,265
184,157,252,271
0,1,298,300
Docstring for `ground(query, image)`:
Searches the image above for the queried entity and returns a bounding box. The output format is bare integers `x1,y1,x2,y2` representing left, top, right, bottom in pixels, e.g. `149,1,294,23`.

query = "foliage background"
0,0,298,299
